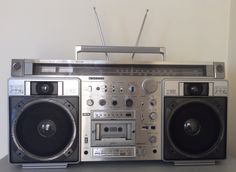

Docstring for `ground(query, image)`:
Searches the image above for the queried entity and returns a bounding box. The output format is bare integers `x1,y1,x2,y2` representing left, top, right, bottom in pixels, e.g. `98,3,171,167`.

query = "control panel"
80,76,161,161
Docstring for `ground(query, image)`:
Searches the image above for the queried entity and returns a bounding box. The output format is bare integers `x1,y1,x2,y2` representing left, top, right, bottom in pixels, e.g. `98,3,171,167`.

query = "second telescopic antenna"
132,9,149,59
93,7,109,60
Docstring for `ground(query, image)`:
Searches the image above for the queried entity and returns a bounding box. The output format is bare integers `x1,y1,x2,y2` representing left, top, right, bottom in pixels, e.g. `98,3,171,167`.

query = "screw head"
12,62,21,70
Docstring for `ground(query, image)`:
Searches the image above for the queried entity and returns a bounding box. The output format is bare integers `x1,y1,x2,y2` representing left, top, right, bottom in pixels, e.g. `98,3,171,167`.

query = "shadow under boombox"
8,46,228,168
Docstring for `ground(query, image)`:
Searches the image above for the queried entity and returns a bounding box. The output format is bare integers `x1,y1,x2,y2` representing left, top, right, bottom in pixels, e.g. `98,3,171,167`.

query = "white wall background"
0,0,231,159
228,0,236,158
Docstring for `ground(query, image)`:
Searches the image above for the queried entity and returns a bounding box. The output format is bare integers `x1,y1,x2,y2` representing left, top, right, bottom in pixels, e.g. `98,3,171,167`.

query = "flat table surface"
0,156,236,172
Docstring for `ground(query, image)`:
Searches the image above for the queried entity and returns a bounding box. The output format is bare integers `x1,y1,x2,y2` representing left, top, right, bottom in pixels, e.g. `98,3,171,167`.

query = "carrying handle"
75,45,166,61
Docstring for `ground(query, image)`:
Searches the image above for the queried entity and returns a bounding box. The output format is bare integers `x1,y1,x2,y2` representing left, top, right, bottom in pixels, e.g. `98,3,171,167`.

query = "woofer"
164,97,227,160
167,101,223,157
12,99,76,161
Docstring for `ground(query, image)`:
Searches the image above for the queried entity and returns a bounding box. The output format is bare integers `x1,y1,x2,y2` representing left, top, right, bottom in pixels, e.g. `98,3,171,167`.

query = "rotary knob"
142,79,158,94
99,99,106,106
112,100,118,106
86,99,94,106
126,98,133,107
149,112,158,120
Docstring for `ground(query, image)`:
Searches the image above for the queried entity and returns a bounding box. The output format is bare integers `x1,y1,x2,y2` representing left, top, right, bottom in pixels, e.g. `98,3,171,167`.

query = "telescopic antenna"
132,9,149,59
93,7,109,60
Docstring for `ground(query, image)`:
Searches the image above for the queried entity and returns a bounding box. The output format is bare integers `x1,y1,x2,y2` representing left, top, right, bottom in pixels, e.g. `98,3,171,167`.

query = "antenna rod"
93,7,109,60
132,9,149,59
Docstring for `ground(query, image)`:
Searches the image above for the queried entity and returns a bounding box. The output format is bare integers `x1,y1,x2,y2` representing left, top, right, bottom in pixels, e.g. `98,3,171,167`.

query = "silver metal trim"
12,59,218,78
23,58,214,65
25,81,31,96
58,81,63,96
22,163,68,169
174,160,216,166
75,45,166,61
92,147,136,158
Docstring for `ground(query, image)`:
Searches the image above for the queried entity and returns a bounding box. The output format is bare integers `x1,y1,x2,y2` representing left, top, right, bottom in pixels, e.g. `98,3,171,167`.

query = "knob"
99,99,106,106
112,100,118,106
149,136,157,143
216,64,224,73
126,98,133,107
142,79,158,94
87,99,94,106
149,112,158,120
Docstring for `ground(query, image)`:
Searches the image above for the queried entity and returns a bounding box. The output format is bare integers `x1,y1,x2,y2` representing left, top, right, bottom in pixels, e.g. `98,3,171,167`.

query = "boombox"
8,46,228,168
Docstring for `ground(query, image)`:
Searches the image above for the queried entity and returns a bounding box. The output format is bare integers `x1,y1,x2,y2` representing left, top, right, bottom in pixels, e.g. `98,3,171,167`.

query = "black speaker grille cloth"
169,102,221,155
15,101,74,157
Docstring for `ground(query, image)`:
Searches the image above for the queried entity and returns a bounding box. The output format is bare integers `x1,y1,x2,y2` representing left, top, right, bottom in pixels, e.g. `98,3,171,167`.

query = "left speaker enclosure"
8,78,80,167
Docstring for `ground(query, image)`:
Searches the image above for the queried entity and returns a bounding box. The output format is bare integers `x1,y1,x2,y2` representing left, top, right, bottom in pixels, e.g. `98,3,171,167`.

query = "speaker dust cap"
12,99,76,161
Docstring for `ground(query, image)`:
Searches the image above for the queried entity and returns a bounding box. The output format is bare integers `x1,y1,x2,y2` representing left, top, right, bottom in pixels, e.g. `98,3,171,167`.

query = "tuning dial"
126,98,133,107
149,136,157,143
149,112,158,120
142,79,158,94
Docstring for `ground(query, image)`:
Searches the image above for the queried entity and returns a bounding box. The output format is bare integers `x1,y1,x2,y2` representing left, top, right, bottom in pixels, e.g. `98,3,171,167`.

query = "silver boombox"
8,46,228,168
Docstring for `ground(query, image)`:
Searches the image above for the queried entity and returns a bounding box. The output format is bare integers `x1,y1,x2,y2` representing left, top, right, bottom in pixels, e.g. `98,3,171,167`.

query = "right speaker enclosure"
164,96,227,161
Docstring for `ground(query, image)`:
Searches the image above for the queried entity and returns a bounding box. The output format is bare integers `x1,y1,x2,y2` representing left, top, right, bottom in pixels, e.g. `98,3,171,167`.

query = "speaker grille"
14,100,75,158
168,101,222,155
164,97,227,160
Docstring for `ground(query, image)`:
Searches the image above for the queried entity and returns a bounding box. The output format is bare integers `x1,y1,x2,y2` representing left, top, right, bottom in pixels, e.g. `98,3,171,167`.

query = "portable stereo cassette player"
8,45,228,168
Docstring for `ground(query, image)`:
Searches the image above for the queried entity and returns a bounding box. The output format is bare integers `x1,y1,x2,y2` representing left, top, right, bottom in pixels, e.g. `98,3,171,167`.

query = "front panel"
8,59,228,166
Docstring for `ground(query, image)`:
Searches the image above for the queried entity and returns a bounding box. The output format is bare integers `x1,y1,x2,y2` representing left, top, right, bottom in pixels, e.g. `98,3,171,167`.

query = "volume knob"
142,79,158,94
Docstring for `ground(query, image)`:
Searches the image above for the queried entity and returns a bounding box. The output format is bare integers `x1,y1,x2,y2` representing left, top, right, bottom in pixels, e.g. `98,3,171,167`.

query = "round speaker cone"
14,100,75,158
168,101,221,156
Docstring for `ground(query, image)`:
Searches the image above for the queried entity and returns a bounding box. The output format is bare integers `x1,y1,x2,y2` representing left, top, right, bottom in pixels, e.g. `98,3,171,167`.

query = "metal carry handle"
75,45,166,61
